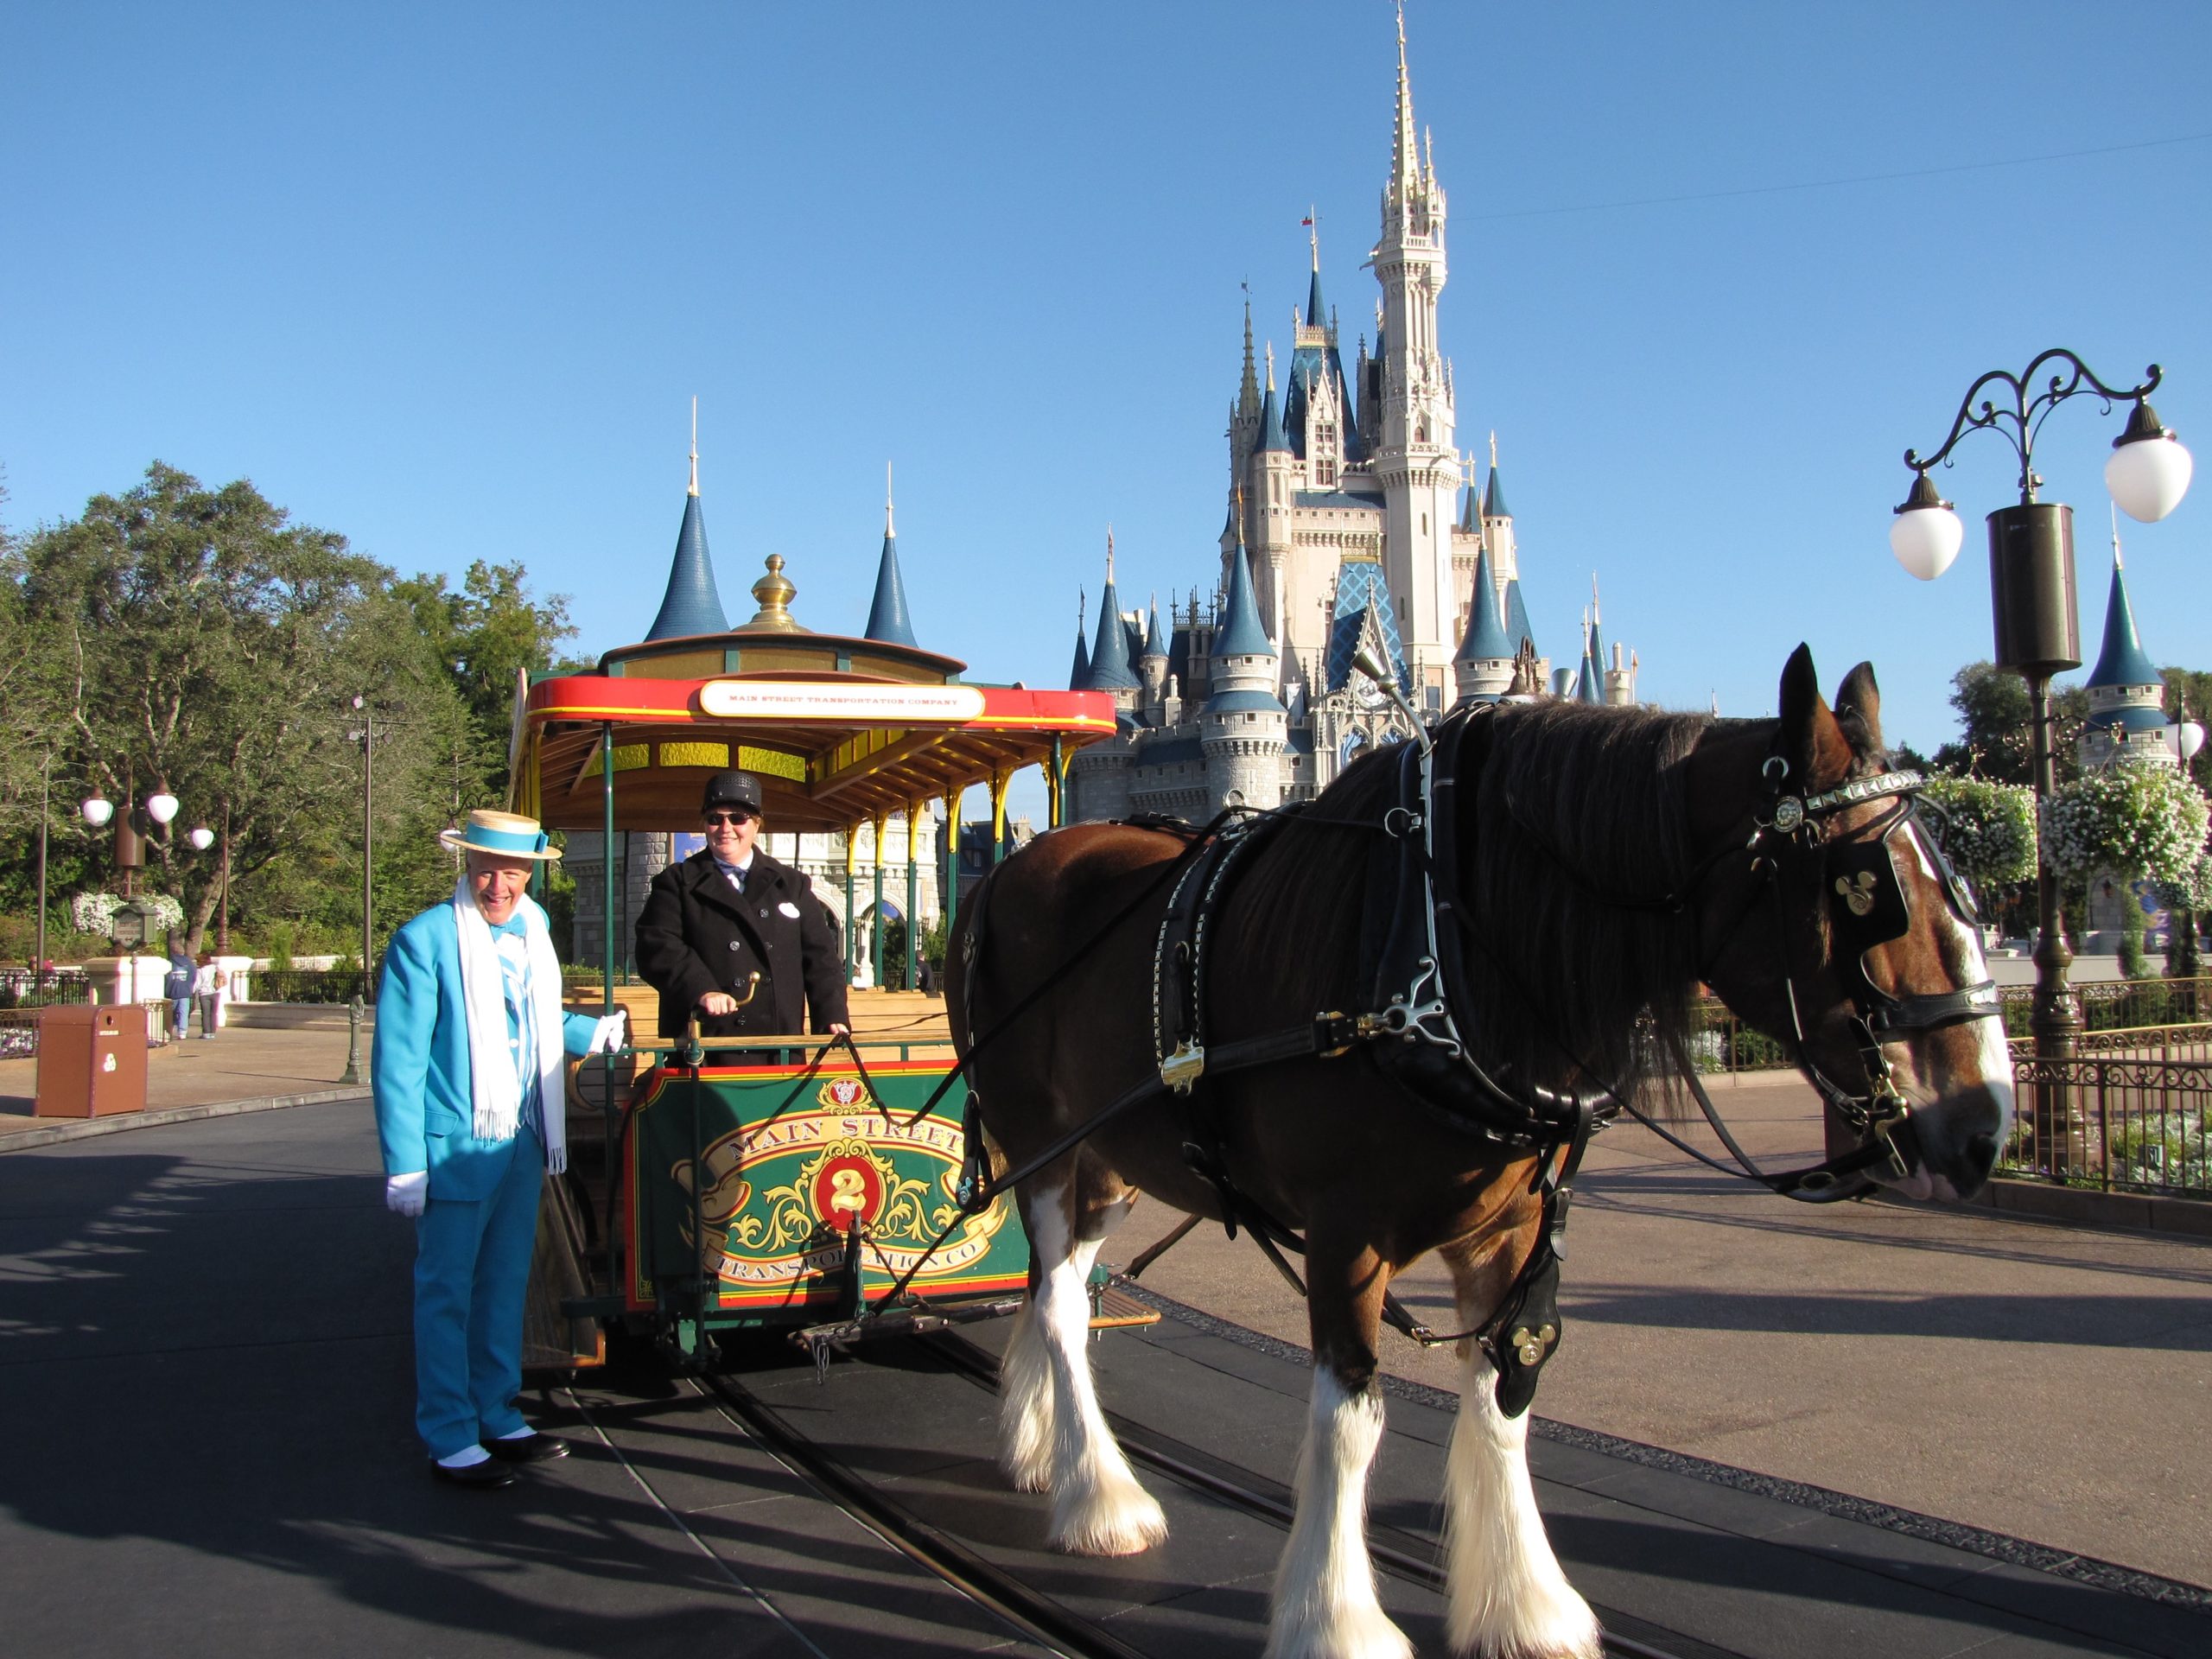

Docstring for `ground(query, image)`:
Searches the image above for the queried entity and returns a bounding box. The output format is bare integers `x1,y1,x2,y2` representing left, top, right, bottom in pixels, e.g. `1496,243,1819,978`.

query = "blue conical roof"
862,525,918,647
645,493,728,640
1069,599,1091,689
1503,580,1536,657
1306,266,1327,328
1455,544,1515,663
2086,559,2163,690
1256,386,1291,454
1578,636,1604,703
1214,537,1274,658
1459,480,1479,532
1482,463,1510,519
1142,598,1167,659
1088,577,1139,690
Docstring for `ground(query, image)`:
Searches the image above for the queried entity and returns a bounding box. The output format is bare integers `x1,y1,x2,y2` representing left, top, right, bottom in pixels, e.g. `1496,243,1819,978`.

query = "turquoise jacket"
372,900,600,1201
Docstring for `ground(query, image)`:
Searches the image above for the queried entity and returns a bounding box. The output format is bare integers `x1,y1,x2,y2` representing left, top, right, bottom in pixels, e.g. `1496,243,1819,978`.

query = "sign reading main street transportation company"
625,1059,1021,1312
696,680,988,724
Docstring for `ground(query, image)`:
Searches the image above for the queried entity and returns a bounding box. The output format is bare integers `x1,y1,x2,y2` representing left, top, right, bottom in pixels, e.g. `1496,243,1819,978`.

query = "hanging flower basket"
2152,849,2212,913
68,891,186,940
1920,775,2037,888
2042,760,2212,885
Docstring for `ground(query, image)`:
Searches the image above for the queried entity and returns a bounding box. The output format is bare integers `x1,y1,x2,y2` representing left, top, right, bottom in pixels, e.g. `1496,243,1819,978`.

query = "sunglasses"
703,810,758,828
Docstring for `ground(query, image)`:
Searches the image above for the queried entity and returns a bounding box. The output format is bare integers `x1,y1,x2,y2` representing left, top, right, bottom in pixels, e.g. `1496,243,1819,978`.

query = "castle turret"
1452,541,1516,704
2080,542,2177,768
1370,6,1457,697
1249,347,1297,644
1139,592,1169,704
644,404,729,640
1203,535,1287,812
1085,533,1140,711
1068,589,1090,690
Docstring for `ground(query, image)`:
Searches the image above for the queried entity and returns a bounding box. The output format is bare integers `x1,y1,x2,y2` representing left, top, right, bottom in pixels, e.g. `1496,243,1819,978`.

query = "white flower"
1921,776,2037,887
2043,760,2212,884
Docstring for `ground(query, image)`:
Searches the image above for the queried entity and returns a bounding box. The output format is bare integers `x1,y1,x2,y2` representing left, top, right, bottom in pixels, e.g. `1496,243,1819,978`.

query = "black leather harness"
876,709,2001,1420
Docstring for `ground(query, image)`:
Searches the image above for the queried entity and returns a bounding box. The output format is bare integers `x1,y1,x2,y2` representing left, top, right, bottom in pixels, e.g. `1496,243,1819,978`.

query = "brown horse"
948,648,2012,1659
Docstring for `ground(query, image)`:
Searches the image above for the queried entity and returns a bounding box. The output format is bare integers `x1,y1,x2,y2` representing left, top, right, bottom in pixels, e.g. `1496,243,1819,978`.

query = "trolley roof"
515,671,1113,833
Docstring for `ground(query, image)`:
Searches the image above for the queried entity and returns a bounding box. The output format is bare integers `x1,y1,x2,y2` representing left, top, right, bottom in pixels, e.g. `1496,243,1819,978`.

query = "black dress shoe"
484,1432,569,1465
430,1456,516,1489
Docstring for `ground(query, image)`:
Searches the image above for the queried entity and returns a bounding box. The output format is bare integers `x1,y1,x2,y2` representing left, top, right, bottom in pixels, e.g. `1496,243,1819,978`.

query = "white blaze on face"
1889,824,2015,1196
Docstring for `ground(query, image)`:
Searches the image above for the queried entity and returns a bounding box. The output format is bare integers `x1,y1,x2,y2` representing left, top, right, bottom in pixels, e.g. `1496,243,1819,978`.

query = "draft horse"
948,648,2013,1659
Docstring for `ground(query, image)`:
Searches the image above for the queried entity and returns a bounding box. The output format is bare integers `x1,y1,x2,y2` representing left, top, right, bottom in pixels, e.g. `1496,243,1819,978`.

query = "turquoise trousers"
413,1124,542,1459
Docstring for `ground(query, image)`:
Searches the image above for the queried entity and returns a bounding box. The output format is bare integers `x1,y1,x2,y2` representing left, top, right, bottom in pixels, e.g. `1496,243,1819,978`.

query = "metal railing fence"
2003,1056,2212,1198
1998,976,2212,1038
251,969,372,1004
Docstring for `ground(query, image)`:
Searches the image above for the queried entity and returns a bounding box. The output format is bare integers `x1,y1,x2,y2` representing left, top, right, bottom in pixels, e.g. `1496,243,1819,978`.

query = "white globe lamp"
145,791,181,825
188,826,216,851
2106,402,2194,523
1890,471,1964,581
80,797,114,828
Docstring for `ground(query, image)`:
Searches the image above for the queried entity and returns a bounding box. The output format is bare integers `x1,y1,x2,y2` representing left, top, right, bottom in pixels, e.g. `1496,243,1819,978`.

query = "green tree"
390,560,581,796
14,465,461,954
2161,666,2212,795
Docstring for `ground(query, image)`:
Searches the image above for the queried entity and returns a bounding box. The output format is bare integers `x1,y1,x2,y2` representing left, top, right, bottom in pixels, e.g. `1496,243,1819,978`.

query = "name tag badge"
778,901,802,918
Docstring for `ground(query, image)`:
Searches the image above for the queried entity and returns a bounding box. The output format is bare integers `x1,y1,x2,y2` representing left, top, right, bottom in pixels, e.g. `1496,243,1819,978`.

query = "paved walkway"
1112,1071,2212,1592
0,1026,362,1137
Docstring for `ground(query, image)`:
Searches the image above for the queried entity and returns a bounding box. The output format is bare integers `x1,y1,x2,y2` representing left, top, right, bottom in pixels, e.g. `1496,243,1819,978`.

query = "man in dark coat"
635,771,850,1045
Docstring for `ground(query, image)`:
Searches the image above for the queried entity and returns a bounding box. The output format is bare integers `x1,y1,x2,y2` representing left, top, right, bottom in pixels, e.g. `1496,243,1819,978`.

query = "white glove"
588,1011,628,1054
385,1170,429,1217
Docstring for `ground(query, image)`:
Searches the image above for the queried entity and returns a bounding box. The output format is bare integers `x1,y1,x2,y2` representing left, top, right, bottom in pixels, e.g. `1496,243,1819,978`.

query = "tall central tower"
1370,7,1458,697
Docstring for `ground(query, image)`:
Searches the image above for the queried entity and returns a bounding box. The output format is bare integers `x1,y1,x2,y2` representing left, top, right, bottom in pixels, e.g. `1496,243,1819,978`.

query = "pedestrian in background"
162,937,194,1043
193,951,226,1039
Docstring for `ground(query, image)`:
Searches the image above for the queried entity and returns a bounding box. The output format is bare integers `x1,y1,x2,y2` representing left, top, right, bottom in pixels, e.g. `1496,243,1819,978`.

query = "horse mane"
1224,702,1718,1102
1464,701,1714,1096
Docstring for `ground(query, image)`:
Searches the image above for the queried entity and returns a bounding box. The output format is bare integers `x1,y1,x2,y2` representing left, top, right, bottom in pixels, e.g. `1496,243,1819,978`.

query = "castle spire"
1389,0,1419,204
1069,588,1090,690
645,409,728,640
1237,288,1261,419
1088,534,1138,690
861,463,917,646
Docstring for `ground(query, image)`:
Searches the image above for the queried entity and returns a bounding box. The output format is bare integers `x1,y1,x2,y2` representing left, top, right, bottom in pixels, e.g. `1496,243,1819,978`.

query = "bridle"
1497,741,2003,1201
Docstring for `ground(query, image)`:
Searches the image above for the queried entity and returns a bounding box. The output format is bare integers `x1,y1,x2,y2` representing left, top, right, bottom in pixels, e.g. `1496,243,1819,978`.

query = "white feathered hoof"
1264,1601,1414,1659
1447,1599,1603,1659
999,1441,1054,1495
1048,1470,1169,1556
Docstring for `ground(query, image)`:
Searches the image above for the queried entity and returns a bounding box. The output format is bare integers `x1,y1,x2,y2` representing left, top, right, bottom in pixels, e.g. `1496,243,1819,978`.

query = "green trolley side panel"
625,1056,1025,1319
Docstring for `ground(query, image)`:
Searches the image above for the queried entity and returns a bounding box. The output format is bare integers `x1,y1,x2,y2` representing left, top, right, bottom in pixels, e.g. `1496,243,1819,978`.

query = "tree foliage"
1,464,575,960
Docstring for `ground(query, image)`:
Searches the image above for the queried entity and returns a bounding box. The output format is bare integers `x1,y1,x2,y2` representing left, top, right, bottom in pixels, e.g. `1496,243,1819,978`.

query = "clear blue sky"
5,2,2208,823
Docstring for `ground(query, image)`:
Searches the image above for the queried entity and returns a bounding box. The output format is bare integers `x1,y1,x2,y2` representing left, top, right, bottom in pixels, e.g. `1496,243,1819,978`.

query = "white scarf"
452,878,569,1175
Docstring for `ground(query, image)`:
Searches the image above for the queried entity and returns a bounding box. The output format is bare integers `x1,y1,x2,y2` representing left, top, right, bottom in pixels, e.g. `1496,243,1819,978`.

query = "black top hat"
702,771,764,815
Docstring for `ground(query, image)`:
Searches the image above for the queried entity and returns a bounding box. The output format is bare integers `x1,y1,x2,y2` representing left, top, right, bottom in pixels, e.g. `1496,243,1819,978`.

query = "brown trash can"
35,1004,149,1118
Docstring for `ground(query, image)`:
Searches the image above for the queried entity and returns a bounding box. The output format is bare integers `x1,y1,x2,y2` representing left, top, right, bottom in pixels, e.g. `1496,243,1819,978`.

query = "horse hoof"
1263,1603,1414,1659
1048,1478,1168,1556
1447,1614,1602,1659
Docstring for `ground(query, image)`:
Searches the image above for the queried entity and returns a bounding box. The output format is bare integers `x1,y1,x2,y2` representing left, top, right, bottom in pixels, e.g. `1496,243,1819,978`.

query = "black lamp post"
1891,352,2194,1060
350,696,376,1001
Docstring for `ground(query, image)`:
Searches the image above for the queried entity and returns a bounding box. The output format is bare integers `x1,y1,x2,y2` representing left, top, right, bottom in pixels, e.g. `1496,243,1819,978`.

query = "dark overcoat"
634,849,849,1040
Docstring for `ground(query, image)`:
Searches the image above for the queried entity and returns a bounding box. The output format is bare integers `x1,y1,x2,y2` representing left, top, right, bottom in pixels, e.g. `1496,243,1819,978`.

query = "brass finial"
743,554,805,632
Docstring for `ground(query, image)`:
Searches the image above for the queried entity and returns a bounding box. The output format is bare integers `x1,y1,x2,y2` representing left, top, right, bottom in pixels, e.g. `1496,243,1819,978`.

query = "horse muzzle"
1867,1075,2011,1202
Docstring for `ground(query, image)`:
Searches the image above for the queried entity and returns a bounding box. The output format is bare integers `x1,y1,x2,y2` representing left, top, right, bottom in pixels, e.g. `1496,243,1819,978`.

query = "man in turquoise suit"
373,810,624,1487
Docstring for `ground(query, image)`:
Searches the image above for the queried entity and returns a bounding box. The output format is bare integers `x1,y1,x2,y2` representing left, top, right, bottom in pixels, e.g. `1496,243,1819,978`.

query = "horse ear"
1777,643,1853,790
1833,662,1884,757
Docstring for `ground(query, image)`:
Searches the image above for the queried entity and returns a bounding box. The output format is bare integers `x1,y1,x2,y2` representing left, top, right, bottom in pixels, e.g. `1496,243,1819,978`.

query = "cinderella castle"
1065,12,1641,824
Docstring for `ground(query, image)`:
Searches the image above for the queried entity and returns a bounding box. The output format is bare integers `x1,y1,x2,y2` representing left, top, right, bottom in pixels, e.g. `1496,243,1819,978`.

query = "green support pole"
842,830,856,981
1050,735,1065,829
870,816,887,988
990,771,1010,866
904,805,918,993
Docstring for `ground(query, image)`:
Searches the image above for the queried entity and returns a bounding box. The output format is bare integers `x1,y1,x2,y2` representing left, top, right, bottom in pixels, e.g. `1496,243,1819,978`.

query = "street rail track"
694,1332,1686,1659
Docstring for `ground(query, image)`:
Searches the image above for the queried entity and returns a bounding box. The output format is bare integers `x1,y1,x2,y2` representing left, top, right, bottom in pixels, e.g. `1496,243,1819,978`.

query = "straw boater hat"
439,809,563,862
